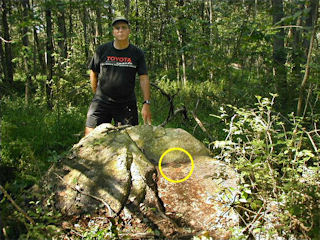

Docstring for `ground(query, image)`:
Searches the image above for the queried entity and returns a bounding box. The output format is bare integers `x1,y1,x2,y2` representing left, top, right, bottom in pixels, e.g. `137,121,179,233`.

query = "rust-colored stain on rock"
157,156,238,238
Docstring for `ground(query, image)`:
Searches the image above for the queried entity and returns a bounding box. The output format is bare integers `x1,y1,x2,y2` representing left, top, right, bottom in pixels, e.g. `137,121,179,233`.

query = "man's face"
112,22,130,41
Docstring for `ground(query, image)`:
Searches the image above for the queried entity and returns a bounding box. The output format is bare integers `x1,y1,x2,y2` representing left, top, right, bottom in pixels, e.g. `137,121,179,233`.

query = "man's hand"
141,103,152,125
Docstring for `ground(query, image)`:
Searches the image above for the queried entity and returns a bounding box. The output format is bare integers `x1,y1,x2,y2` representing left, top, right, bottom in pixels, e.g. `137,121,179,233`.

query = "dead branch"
191,110,214,143
0,36,12,43
192,99,214,142
241,204,265,234
0,185,35,225
2,227,8,239
302,85,312,119
160,106,188,127
271,25,304,29
151,84,213,143
119,232,158,238
313,123,320,138
304,130,319,156
279,112,320,157
151,82,187,127
70,229,84,238
234,204,259,215
54,173,115,217
289,213,313,239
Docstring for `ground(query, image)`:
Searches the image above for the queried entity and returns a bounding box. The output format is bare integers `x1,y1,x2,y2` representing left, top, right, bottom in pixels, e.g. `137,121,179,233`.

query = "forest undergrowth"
1,79,320,239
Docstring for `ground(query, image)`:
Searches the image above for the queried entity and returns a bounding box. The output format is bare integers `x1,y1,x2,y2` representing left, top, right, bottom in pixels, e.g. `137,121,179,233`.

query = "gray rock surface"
42,123,239,239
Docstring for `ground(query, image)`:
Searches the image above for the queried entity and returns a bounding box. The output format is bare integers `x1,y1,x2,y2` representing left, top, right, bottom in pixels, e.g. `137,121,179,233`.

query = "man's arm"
90,70,98,93
139,74,152,125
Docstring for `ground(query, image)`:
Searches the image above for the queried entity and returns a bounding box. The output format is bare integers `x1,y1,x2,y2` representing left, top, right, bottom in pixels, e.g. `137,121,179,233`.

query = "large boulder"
42,124,239,239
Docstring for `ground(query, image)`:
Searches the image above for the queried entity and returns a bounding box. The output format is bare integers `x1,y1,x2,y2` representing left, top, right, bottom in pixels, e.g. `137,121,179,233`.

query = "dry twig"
191,99,214,142
303,130,319,157
0,185,35,225
0,36,12,43
54,173,115,217
241,204,265,234
151,82,187,127
119,232,158,238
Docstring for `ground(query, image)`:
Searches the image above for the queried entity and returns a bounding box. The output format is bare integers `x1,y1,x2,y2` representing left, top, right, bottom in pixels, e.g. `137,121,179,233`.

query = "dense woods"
1,0,320,239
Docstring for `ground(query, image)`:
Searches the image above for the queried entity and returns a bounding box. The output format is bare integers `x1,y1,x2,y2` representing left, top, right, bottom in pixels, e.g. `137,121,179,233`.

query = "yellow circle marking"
158,147,194,183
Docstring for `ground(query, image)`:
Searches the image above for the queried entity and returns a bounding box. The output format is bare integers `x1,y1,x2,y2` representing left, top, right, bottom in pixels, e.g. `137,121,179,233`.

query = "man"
85,16,152,136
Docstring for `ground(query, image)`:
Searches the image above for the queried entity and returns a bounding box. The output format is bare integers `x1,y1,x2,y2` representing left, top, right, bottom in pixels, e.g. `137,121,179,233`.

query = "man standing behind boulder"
85,16,152,136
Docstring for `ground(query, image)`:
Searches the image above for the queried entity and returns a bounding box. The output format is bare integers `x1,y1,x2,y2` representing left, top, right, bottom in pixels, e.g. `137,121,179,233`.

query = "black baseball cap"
112,16,129,26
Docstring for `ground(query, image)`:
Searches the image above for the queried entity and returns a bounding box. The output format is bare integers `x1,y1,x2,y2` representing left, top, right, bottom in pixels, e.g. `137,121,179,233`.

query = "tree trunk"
0,22,4,84
21,0,31,104
108,0,113,20
45,4,54,109
176,0,187,86
208,0,213,46
124,0,130,18
290,0,318,104
107,0,113,39
57,0,67,59
271,0,287,109
68,0,73,51
304,0,318,55
1,0,14,86
0,35,4,83
95,0,102,46
297,0,319,116
135,0,139,44
81,7,89,60
176,28,186,86
33,26,46,74
208,0,214,81
291,3,304,86
166,0,171,72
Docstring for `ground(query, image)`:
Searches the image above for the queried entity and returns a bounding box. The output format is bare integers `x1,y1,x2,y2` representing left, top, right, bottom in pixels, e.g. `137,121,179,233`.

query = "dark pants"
86,98,138,128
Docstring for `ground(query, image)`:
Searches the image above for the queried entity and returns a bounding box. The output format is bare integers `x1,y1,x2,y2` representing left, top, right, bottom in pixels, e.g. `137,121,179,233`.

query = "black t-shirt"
89,41,148,103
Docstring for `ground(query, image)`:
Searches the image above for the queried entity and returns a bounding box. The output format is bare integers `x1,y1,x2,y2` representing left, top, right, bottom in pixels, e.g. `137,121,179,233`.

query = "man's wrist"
143,100,151,105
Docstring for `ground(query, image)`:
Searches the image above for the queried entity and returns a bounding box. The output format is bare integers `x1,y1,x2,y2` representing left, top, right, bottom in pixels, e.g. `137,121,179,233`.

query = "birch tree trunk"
1,0,14,85
21,0,31,104
177,0,187,86
271,0,287,108
45,3,54,109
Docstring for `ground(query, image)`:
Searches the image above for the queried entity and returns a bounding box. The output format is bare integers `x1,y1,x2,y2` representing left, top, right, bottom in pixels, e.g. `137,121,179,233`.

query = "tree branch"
54,173,115,217
0,185,35,225
241,204,265,234
0,36,12,43
150,82,183,127
191,110,214,143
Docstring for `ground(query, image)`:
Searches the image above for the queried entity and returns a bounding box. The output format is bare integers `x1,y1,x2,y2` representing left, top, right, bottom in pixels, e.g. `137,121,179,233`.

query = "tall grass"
1,97,86,183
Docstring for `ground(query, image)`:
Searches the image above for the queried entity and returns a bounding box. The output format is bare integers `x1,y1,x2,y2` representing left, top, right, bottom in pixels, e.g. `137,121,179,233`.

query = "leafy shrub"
212,94,320,239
